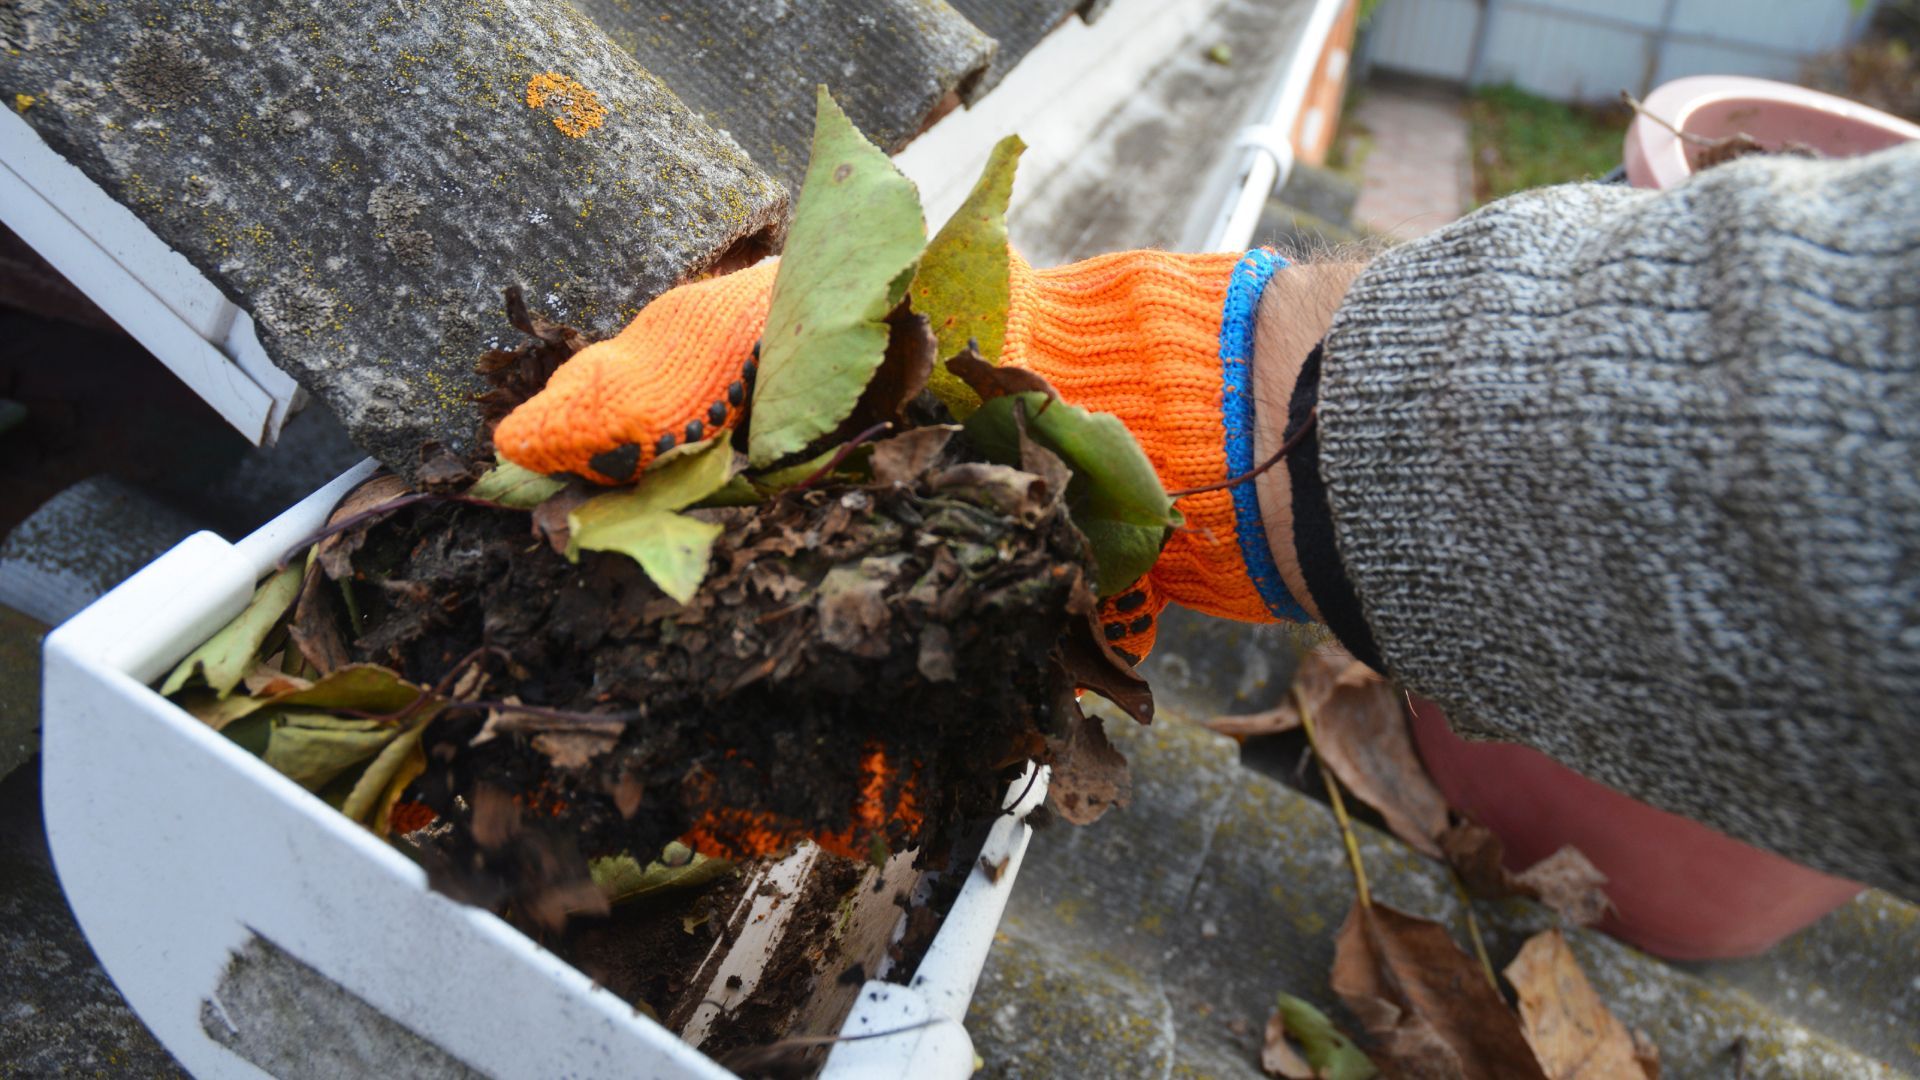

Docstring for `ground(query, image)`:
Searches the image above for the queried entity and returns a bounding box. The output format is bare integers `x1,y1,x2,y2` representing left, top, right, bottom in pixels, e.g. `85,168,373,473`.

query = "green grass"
1466,84,1628,204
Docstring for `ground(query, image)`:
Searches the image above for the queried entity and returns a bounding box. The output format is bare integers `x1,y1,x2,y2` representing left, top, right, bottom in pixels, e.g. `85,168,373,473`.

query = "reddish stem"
1166,409,1317,499
788,422,894,492
275,492,518,571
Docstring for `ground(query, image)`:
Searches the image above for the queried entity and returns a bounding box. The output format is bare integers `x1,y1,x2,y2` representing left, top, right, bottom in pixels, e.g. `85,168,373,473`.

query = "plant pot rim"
1624,74,1920,190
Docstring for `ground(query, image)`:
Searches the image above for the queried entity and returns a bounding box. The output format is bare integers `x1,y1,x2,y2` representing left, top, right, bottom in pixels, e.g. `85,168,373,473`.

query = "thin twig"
789,421,894,492
429,645,509,699
1167,409,1317,499
1619,91,1715,147
443,699,642,728
1001,762,1044,818
1449,869,1501,992
1295,682,1370,907
327,645,505,725
274,492,515,570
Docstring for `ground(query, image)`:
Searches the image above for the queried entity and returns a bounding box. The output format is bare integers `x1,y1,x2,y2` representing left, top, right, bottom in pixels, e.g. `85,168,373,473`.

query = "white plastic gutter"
0,107,301,445
1205,0,1351,251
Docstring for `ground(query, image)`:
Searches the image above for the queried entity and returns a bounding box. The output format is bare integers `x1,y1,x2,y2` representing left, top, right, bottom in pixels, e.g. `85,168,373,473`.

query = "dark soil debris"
342,424,1118,928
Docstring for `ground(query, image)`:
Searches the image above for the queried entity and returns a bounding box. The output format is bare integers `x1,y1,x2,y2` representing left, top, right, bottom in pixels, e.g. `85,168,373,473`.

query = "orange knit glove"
494,249,1308,663
495,260,777,484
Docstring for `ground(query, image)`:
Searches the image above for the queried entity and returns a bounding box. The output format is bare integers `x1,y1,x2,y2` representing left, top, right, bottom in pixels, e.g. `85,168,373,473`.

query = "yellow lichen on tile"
524,71,606,138
13,93,35,113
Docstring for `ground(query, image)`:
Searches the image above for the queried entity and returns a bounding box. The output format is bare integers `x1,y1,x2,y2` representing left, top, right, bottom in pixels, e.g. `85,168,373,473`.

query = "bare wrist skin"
1251,260,1367,624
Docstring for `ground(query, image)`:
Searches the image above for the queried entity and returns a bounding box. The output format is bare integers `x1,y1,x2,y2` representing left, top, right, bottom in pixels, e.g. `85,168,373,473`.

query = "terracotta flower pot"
1396,75,1903,961
1623,74,1920,189
1408,696,1861,960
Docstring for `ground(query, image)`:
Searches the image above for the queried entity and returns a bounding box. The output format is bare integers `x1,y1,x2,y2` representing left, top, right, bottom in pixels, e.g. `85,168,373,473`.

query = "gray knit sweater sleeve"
1317,143,1920,897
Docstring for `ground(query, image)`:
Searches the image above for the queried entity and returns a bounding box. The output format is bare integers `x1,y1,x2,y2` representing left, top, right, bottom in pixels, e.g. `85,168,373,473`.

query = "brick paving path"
1348,83,1474,240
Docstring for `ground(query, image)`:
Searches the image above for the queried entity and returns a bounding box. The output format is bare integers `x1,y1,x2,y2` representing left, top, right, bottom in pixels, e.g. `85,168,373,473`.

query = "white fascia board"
0,106,298,445
1207,0,1351,251
895,0,1231,233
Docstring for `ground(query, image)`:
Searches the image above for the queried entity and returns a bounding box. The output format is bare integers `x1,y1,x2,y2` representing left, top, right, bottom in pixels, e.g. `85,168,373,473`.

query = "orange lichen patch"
679,744,925,862
524,71,606,138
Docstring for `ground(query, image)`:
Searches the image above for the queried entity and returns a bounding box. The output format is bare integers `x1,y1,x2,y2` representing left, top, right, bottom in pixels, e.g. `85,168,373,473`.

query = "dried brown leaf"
289,564,351,677
1292,642,1350,715
1331,900,1548,1080
531,730,620,770
868,425,958,486
1205,702,1302,739
1264,1007,1317,1079
843,301,938,433
1512,848,1611,928
243,664,311,698
1632,1030,1661,1079
1504,930,1651,1079
475,285,589,426
531,483,592,555
1212,642,1352,737
316,473,412,580
1442,822,1612,927
1057,613,1153,725
816,565,893,659
947,343,1059,403
928,462,1053,524
1310,659,1448,858
1011,403,1073,508
415,445,478,493
1440,821,1511,898
471,699,627,749
1046,684,1132,825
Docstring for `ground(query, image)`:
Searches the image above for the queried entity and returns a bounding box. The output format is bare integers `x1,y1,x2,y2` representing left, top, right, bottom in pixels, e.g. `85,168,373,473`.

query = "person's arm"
1252,144,1920,897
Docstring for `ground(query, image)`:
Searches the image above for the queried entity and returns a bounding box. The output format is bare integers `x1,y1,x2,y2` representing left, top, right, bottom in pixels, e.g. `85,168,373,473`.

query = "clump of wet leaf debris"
157,90,1173,936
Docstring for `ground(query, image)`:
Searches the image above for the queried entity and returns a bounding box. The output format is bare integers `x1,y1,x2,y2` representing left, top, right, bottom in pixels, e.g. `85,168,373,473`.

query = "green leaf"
160,564,303,698
177,688,275,732
567,437,736,603
1276,994,1378,1080
588,435,738,517
469,453,566,508
591,843,734,905
696,475,764,508
268,664,431,714
573,511,723,605
965,393,1181,595
341,718,429,826
748,87,927,467
189,664,431,734
914,135,1023,419
264,714,405,792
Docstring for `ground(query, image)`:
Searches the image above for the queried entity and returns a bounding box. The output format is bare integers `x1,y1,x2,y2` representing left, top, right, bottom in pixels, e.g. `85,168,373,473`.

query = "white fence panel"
1365,0,1873,103
1667,0,1858,53
1654,38,1806,87
1365,0,1480,80
1477,5,1651,102
1544,0,1664,24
